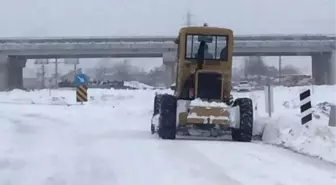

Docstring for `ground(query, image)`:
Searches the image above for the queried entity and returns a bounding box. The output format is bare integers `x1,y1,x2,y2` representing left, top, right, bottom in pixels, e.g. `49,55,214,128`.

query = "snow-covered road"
0,89,335,185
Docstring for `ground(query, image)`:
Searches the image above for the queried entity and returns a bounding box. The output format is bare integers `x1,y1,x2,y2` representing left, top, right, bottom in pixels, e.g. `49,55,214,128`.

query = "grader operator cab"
151,25,253,141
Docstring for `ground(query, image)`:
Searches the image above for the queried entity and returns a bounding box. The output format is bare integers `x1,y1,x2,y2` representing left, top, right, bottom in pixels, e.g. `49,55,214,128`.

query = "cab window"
185,34,229,61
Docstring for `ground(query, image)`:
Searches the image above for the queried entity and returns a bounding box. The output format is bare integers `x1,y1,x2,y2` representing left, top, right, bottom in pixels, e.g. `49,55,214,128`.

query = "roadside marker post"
264,78,274,117
299,89,312,125
329,104,336,127
75,73,88,104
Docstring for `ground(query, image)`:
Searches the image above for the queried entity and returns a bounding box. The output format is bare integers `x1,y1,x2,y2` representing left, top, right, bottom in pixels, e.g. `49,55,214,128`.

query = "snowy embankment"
247,85,336,164
123,81,154,90
0,85,335,165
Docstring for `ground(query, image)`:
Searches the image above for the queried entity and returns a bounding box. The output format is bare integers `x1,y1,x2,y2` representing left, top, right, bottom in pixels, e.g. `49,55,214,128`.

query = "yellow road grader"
151,25,253,141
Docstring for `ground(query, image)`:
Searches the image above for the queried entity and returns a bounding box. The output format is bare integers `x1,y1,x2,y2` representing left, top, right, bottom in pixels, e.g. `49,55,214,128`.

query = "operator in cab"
194,43,213,59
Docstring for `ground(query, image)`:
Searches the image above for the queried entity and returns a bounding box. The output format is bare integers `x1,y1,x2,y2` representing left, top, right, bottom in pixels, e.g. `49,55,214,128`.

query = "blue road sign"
75,73,87,86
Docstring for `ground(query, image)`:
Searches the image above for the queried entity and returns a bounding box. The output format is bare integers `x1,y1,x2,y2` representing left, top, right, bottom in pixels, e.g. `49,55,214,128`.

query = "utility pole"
34,59,49,89
244,57,248,80
278,56,282,85
186,11,192,26
74,63,77,75
55,58,58,88
64,58,80,81
41,64,45,88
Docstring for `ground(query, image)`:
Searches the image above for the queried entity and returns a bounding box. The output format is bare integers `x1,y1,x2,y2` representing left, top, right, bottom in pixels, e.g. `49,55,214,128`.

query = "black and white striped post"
300,89,313,125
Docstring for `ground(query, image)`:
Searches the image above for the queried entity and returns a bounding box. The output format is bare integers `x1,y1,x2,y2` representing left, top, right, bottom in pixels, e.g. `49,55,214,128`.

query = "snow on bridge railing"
0,40,334,51
0,34,335,44
0,36,176,44
234,34,336,40
0,42,176,50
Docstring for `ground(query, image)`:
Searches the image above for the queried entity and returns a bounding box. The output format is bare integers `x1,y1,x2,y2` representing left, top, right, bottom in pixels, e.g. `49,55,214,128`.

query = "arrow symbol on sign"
77,76,85,83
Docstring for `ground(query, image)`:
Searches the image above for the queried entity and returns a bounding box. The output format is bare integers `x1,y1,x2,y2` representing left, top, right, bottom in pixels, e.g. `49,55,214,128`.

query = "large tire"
153,94,162,116
151,94,162,134
151,123,155,134
158,94,177,139
232,98,253,142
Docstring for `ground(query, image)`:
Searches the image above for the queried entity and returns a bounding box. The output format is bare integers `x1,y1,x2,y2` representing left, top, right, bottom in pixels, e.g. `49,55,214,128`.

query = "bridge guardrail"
0,40,334,51
0,34,335,43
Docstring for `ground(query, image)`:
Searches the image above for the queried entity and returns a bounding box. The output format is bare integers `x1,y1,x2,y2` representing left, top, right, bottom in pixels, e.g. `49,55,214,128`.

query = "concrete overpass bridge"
0,34,335,90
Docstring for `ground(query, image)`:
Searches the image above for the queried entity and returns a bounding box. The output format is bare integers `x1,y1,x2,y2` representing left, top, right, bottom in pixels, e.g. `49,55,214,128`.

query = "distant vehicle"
236,81,252,92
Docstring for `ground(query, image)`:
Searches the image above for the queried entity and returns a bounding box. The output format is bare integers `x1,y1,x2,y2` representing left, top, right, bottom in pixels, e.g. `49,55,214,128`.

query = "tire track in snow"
157,140,242,185
71,153,118,185
188,141,336,185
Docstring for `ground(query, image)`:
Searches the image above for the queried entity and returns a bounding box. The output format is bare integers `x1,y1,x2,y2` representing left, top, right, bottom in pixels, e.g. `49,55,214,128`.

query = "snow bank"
1,85,335,165
260,115,336,163
0,88,160,106
253,85,336,164
124,81,154,89
0,89,71,105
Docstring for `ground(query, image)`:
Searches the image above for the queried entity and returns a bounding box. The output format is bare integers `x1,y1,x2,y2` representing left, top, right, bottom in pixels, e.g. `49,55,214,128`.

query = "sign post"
264,78,274,117
299,89,312,125
329,105,336,127
75,73,88,104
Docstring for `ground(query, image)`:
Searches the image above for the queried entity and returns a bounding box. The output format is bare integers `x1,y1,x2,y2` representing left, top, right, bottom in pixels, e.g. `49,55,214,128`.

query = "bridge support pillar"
331,51,336,85
163,52,176,87
163,63,175,87
8,57,26,90
0,55,9,91
0,55,26,91
311,52,334,85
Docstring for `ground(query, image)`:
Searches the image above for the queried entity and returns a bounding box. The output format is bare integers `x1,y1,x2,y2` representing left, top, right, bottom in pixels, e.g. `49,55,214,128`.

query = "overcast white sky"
0,0,334,77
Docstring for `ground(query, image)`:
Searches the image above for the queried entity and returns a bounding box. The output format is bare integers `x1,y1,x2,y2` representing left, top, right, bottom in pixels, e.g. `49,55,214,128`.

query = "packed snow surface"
0,86,335,185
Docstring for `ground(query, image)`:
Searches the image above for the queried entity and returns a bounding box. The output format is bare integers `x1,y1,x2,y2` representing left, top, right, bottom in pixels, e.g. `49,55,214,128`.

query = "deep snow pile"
250,85,336,164
0,89,72,105
0,88,170,106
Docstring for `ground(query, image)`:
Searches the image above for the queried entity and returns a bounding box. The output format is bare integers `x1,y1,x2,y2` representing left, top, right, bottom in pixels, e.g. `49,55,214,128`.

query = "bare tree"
243,56,268,77
91,58,168,86
94,58,110,80
146,65,166,86
281,65,300,75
